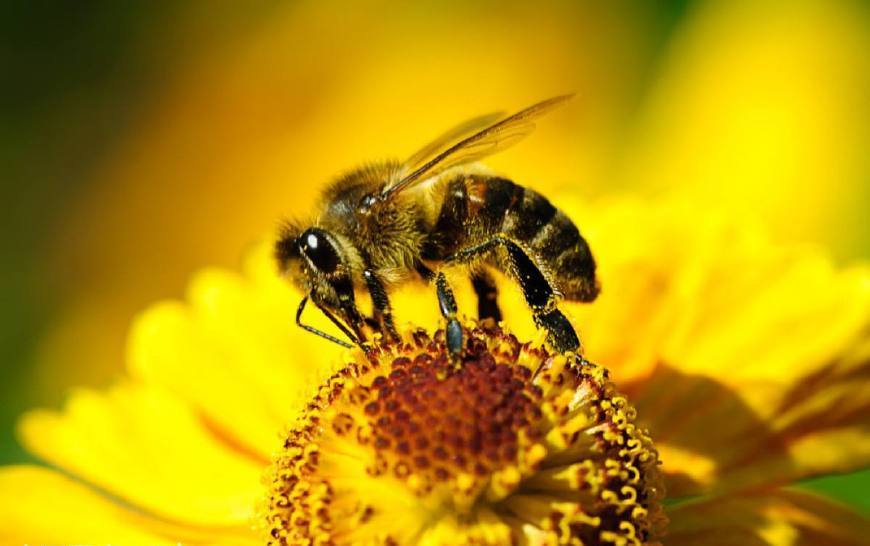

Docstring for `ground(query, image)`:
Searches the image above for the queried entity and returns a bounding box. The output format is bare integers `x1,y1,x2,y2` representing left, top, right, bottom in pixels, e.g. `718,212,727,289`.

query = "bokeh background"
2,0,868,511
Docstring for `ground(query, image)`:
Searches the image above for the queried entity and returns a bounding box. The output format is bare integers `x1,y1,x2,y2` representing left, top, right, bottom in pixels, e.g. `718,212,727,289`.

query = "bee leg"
435,271,463,355
363,269,400,342
471,270,502,322
415,262,463,354
448,237,580,353
296,296,355,348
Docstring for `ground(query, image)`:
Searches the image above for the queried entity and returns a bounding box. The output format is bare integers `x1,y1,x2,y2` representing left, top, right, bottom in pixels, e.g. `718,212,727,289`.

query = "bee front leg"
435,271,463,355
363,269,399,342
330,276,369,346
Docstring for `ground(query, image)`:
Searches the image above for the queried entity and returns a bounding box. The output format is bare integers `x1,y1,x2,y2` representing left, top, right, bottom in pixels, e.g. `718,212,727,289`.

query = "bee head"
275,223,350,308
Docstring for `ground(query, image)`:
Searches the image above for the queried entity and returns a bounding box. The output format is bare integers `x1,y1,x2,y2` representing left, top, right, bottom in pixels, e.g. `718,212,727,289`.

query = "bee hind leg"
448,237,580,354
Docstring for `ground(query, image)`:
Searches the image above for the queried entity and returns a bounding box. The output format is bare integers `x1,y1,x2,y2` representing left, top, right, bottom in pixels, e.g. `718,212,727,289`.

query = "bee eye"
299,229,340,274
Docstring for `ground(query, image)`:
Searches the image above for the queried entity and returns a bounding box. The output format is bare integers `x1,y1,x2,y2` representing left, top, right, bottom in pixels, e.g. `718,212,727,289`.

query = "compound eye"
299,229,340,274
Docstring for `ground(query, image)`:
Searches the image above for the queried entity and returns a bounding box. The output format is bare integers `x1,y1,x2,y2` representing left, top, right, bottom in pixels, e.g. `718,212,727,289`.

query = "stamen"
263,322,666,545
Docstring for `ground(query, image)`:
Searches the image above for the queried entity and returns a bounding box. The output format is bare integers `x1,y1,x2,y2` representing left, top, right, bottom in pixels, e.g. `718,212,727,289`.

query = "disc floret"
264,323,666,546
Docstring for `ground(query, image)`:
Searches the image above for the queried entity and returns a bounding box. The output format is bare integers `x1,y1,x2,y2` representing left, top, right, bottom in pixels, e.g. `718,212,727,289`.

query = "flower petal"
17,381,263,528
0,465,258,546
127,242,348,459
562,198,870,496
667,489,870,546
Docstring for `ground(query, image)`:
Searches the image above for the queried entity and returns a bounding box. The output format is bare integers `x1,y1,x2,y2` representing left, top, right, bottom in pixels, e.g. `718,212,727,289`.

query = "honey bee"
275,95,599,355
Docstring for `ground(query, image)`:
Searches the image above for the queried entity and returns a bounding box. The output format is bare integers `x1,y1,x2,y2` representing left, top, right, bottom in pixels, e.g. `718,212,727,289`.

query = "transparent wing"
382,94,573,200
402,111,505,174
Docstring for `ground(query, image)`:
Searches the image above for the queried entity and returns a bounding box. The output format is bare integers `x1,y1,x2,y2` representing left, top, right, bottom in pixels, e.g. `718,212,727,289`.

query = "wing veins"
382,94,573,200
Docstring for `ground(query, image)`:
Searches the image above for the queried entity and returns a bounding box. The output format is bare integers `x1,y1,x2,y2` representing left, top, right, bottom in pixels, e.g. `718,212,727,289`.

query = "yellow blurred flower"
2,195,868,544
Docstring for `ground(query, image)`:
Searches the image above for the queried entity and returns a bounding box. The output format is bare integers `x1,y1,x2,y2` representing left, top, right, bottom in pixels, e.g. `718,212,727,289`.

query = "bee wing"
402,110,506,174
381,94,573,200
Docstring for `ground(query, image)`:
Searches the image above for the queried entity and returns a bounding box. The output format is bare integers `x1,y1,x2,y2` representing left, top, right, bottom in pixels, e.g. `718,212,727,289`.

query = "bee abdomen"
528,209,598,301
491,179,598,303
498,180,556,240
425,174,599,303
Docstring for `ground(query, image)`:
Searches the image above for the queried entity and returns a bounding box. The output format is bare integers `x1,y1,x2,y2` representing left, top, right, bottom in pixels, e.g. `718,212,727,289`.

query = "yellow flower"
263,324,666,545
2,196,868,545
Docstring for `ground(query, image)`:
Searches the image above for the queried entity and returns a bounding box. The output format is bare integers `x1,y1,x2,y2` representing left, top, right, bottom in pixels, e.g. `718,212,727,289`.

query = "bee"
275,95,599,355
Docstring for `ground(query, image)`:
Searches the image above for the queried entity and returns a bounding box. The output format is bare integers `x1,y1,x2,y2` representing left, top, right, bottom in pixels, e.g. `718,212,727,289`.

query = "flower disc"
264,323,666,546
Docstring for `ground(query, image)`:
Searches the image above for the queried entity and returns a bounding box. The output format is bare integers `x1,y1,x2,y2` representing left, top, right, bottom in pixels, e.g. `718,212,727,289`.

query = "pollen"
263,323,666,546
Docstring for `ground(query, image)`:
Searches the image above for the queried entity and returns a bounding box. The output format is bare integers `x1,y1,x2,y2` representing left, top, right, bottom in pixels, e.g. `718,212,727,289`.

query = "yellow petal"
17,381,263,528
0,465,259,546
560,197,870,496
667,489,870,546
127,241,347,459
643,256,869,496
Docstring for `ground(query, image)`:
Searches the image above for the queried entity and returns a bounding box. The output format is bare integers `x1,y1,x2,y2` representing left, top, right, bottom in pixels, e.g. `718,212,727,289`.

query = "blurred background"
1,0,868,509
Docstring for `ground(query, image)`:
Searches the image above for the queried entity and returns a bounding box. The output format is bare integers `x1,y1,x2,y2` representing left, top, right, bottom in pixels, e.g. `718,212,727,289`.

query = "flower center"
264,323,666,546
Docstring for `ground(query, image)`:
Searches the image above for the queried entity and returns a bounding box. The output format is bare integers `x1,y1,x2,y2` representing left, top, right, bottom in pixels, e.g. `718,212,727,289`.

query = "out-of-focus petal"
0,465,258,545
667,489,870,546
127,241,348,459
17,381,263,528
559,197,869,497
619,0,870,256
0,465,170,546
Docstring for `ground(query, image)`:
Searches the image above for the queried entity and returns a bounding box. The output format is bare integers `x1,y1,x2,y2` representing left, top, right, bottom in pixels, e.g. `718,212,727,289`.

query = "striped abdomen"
422,174,599,302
